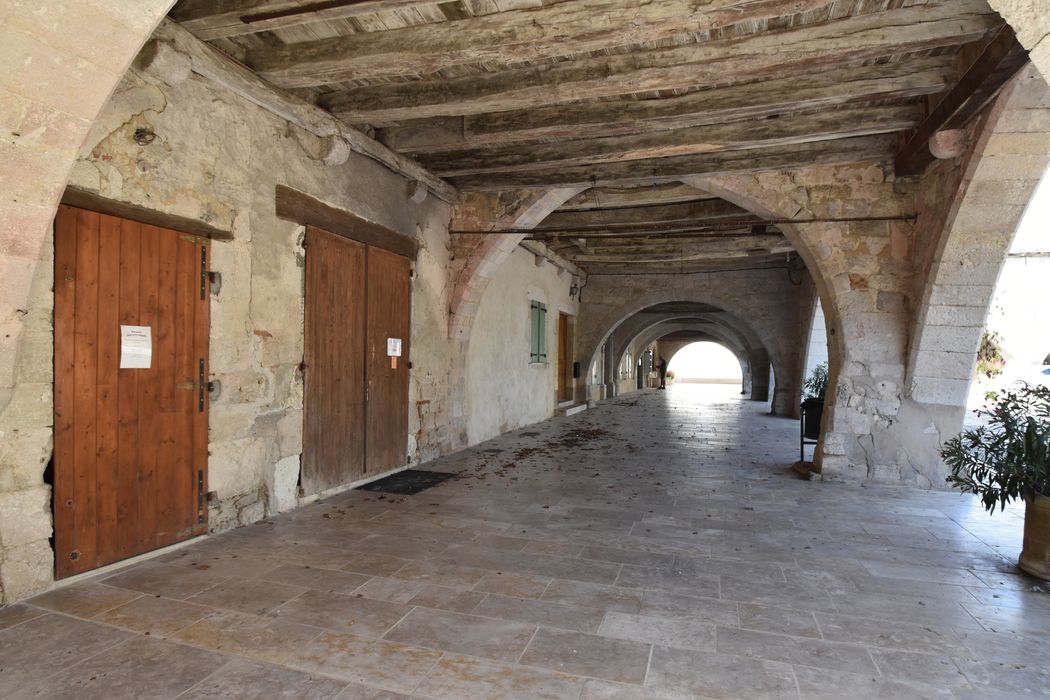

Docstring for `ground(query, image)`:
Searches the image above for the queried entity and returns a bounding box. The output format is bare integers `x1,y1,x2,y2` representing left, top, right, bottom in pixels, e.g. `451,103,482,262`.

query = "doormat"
359,469,456,495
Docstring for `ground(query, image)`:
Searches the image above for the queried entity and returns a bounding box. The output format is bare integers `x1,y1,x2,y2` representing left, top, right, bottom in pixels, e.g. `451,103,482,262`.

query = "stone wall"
0,53,456,601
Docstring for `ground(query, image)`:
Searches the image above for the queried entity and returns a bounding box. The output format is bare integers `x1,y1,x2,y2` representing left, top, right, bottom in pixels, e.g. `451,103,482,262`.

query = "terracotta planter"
1019,495,1050,580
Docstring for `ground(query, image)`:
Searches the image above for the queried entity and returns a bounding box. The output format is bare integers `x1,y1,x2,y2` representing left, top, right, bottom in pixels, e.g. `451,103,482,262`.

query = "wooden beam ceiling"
171,0,446,40
375,58,953,152
245,0,844,84
317,3,999,121
448,134,898,190
169,0,1024,273
895,25,1030,175
556,185,716,212
419,104,921,178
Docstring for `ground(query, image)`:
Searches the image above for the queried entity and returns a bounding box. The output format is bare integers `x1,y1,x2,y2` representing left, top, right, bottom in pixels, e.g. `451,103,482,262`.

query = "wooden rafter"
376,58,953,152
419,105,922,177
318,4,1000,121
895,25,1031,175
171,0,445,40
447,134,899,190
245,0,843,84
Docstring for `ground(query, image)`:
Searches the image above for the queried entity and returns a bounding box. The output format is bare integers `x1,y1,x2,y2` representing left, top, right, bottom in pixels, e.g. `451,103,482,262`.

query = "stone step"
556,403,588,417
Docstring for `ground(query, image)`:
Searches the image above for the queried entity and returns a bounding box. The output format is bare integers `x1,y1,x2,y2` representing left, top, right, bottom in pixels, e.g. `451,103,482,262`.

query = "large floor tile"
519,626,651,684
384,607,536,662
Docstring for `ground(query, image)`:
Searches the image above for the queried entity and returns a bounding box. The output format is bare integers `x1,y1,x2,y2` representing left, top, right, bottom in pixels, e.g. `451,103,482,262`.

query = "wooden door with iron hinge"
301,226,411,493
54,204,210,579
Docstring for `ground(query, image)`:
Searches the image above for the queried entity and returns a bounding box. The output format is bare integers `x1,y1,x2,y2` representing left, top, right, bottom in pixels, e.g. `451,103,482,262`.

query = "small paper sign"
120,325,152,369
386,338,402,357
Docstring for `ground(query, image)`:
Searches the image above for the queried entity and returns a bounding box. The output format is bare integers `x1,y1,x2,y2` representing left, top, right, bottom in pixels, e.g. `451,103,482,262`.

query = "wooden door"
365,247,411,474
302,227,367,493
558,312,571,401
54,205,209,579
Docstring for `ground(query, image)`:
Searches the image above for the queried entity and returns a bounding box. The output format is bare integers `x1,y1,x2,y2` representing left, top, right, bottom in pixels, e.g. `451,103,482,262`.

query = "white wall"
803,298,829,383
464,248,578,444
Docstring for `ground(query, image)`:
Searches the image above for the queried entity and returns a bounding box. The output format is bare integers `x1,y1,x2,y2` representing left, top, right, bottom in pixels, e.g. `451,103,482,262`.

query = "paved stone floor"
2,385,1049,699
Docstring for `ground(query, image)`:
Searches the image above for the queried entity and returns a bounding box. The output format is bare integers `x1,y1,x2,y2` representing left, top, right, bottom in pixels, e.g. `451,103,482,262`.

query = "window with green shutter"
530,300,547,363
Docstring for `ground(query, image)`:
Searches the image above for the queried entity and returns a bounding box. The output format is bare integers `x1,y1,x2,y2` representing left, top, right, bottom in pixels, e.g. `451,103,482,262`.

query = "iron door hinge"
200,246,207,300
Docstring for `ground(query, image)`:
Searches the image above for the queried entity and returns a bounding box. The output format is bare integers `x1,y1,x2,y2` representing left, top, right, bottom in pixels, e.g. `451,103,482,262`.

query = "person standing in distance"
658,356,668,389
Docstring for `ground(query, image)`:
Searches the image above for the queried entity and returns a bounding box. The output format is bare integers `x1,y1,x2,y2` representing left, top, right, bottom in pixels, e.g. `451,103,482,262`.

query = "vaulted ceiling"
169,0,1028,272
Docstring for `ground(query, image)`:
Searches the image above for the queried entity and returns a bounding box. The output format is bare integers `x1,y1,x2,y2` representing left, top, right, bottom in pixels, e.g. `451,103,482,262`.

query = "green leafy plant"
942,383,1050,512
803,362,829,400
976,330,1006,379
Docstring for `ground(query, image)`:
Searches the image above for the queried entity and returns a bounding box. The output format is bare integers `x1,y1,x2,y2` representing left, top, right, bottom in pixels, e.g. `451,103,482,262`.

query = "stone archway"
907,66,1050,450
577,282,800,415
611,313,768,400
685,164,919,482
0,1,176,602
626,321,759,397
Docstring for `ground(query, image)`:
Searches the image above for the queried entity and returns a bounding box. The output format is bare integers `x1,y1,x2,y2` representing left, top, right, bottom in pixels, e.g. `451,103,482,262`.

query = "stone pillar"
603,338,618,398
749,349,770,401
0,0,176,604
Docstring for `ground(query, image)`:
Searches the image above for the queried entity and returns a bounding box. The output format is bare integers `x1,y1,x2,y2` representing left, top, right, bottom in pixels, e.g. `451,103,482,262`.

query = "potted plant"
801,362,828,440
942,383,1050,579
665,370,675,386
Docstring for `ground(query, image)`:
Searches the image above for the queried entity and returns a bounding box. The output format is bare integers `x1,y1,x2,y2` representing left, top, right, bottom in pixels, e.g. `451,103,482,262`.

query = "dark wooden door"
54,205,209,579
302,227,367,493
558,312,571,401
365,247,411,474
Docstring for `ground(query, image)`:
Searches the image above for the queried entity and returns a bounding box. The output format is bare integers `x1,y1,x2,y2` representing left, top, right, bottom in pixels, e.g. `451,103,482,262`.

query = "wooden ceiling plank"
557,184,716,211
172,0,447,41
377,58,953,152
245,0,845,83
448,133,898,189
420,104,921,176
536,199,750,229
320,5,1000,120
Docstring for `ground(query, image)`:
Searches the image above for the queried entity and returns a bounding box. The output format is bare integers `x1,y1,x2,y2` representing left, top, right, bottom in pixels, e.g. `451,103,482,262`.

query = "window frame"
529,300,547,364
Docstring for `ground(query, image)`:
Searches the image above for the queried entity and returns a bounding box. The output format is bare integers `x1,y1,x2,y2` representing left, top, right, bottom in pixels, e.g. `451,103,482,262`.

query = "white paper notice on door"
119,325,152,369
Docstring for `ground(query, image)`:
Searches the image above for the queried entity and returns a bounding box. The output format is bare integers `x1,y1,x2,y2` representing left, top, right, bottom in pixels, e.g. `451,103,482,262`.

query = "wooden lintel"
275,185,418,261
895,26,1030,176
151,19,459,204
61,188,234,240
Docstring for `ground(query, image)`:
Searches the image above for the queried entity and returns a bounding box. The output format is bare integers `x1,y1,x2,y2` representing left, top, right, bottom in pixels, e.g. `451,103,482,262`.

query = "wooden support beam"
895,25,1030,176
320,4,1000,121
150,19,459,204
448,134,899,190
378,59,952,152
420,104,921,177
557,185,716,211
172,0,443,40
246,0,839,84
275,185,418,259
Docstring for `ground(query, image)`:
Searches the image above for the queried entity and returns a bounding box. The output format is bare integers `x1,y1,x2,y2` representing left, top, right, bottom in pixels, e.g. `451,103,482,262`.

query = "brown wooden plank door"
302,226,367,493
54,205,209,579
365,246,411,474
558,312,571,401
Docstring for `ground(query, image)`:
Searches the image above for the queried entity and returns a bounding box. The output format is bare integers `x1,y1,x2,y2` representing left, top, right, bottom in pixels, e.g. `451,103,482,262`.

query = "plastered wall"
464,247,579,445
